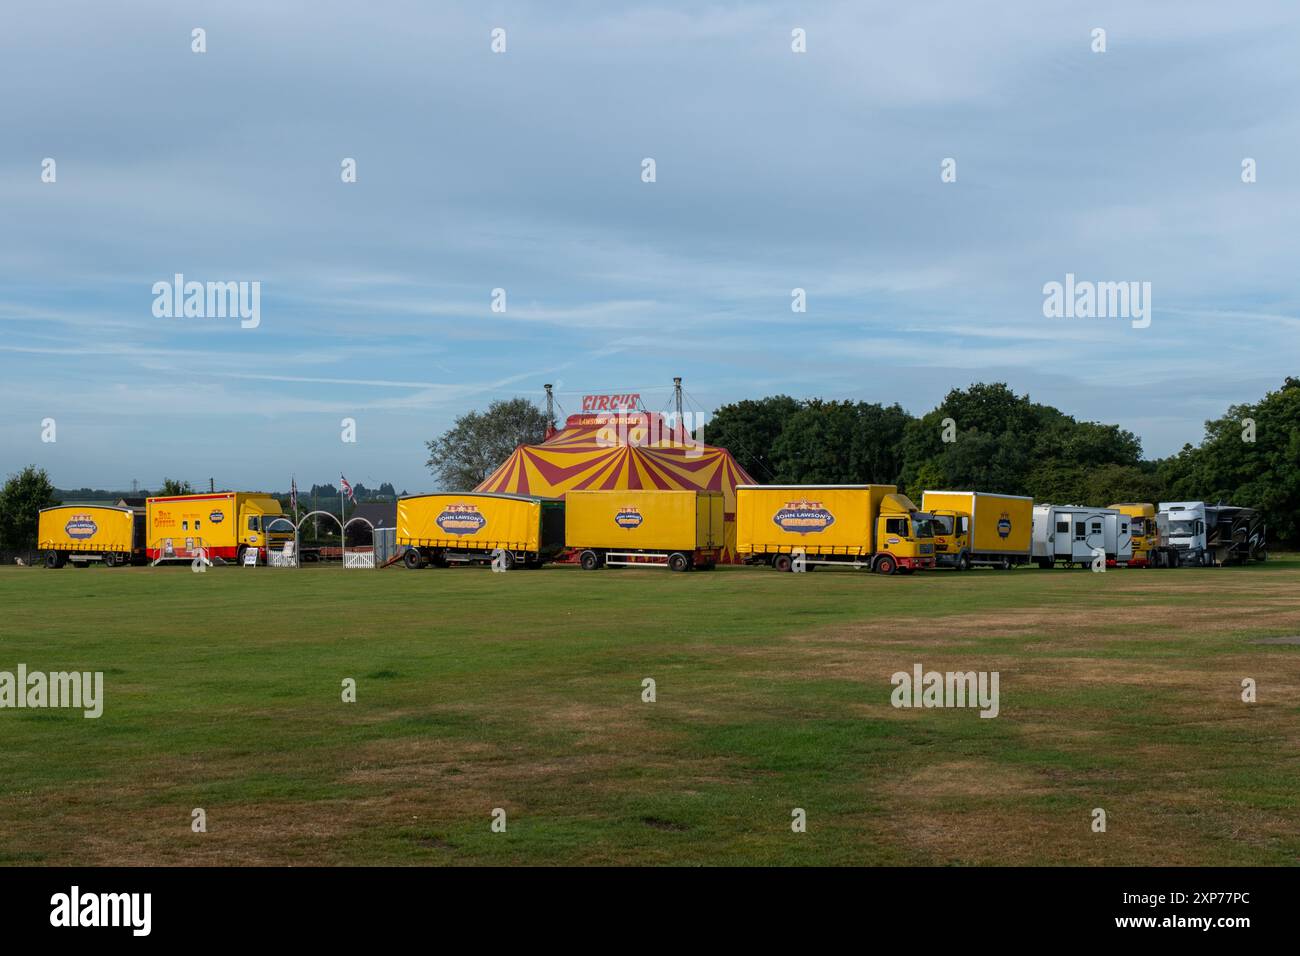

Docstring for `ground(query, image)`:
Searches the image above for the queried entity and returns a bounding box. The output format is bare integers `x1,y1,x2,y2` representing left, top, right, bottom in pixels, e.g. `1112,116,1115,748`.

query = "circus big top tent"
475,410,756,560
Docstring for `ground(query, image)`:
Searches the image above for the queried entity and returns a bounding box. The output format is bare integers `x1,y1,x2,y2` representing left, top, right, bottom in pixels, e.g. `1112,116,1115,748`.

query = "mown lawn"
0,558,1297,866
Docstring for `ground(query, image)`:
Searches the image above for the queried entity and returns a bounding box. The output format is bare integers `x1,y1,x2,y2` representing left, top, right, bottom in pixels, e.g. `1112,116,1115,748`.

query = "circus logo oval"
614,507,644,530
435,503,488,536
772,501,835,535
997,514,1012,538
65,515,98,540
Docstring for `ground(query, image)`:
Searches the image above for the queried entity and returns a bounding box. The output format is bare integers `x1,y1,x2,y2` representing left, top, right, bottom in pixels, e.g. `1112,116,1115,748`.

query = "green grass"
0,558,1297,866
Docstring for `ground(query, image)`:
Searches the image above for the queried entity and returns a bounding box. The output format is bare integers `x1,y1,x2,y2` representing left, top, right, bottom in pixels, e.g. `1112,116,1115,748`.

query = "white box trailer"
1032,505,1133,568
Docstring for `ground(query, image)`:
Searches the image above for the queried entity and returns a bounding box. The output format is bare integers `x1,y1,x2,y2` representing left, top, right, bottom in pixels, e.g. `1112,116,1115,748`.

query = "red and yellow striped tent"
475,412,755,560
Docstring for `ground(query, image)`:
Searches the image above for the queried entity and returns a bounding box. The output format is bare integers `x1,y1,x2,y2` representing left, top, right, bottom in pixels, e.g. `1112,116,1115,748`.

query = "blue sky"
3,0,1298,493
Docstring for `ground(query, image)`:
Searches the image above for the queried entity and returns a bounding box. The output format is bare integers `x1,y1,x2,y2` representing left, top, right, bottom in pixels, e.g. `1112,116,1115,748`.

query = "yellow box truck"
398,492,564,570
566,489,724,571
146,492,292,564
38,504,145,568
921,490,1034,570
735,484,936,574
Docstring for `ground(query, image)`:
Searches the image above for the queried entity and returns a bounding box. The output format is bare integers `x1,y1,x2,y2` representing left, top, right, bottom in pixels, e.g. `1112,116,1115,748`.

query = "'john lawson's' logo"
436,504,487,536
65,516,98,540
773,501,835,534
614,508,643,529
997,515,1012,539
209,510,225,524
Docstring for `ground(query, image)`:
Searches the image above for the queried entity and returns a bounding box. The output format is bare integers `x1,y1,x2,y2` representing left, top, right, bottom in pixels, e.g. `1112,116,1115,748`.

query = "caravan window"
1056,521,1070,534
1090,521,1102,534
1074,522,1085,538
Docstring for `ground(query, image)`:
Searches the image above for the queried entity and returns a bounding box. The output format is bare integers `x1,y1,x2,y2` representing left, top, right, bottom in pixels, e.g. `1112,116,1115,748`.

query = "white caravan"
1158,501,1213,566
1032,504,1132,568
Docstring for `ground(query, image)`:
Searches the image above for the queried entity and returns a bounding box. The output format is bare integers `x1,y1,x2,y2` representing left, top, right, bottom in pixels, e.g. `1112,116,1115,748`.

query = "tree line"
705,378,1300,543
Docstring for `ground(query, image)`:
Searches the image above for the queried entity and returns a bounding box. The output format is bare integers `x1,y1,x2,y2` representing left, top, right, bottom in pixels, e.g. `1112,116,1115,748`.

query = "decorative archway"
342,516,376,568
293,510,343,568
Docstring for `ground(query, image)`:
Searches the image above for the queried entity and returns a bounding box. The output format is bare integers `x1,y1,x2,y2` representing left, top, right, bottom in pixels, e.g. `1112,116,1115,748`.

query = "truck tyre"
875,555,897,575
103,551,118,568
237,545,249,566
579,550,601,571
403,548,424,570
772,553,793,573
1000,557,1013,571
668,552,690,572
956,553,971,572
44,550,61,569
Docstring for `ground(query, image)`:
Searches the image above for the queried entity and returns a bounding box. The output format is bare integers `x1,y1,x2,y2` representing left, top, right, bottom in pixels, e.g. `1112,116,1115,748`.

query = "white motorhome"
1032,504,1132,568
1158,501,1213,566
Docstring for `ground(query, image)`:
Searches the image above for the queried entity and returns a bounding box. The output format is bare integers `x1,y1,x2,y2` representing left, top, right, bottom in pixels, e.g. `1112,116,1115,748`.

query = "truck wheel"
103,552,118,568
772,553,793,573
44,550,61,569
875,555,897,575
956,553,971,572
668,553,690,572
579,550,601,571
403,548,424,570
1000,557,1013,571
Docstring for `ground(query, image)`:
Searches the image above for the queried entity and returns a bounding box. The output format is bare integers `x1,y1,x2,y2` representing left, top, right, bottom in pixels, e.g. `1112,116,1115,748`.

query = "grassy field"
1,558,1298,866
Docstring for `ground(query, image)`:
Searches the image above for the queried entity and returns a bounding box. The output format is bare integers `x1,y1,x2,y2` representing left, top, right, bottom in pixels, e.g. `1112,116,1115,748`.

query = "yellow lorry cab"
735,484,936,574
921,491,1034,570
1110,502,1158,567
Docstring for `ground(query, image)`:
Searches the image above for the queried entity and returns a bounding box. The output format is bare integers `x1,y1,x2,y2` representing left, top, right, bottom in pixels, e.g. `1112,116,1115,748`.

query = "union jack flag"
341,474,357,504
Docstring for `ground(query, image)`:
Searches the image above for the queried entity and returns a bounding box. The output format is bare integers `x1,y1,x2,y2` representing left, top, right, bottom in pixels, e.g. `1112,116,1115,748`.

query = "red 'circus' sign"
581,394,641,411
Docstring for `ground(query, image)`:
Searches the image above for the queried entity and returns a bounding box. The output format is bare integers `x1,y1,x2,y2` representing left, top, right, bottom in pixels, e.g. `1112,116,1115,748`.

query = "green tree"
770,400,912,484
425,397,548,490
704,395,800,481
1161,377,1300,541
0,465,58,549
160,478,194,496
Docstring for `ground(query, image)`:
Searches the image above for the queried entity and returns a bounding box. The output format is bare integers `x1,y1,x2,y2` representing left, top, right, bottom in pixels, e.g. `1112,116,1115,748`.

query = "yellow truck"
38,504,145,568
398,492,565,570
735,484,936,574
921,490,1034,570
566,489,724,571
146,492,292,564
1108,502,1180,568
